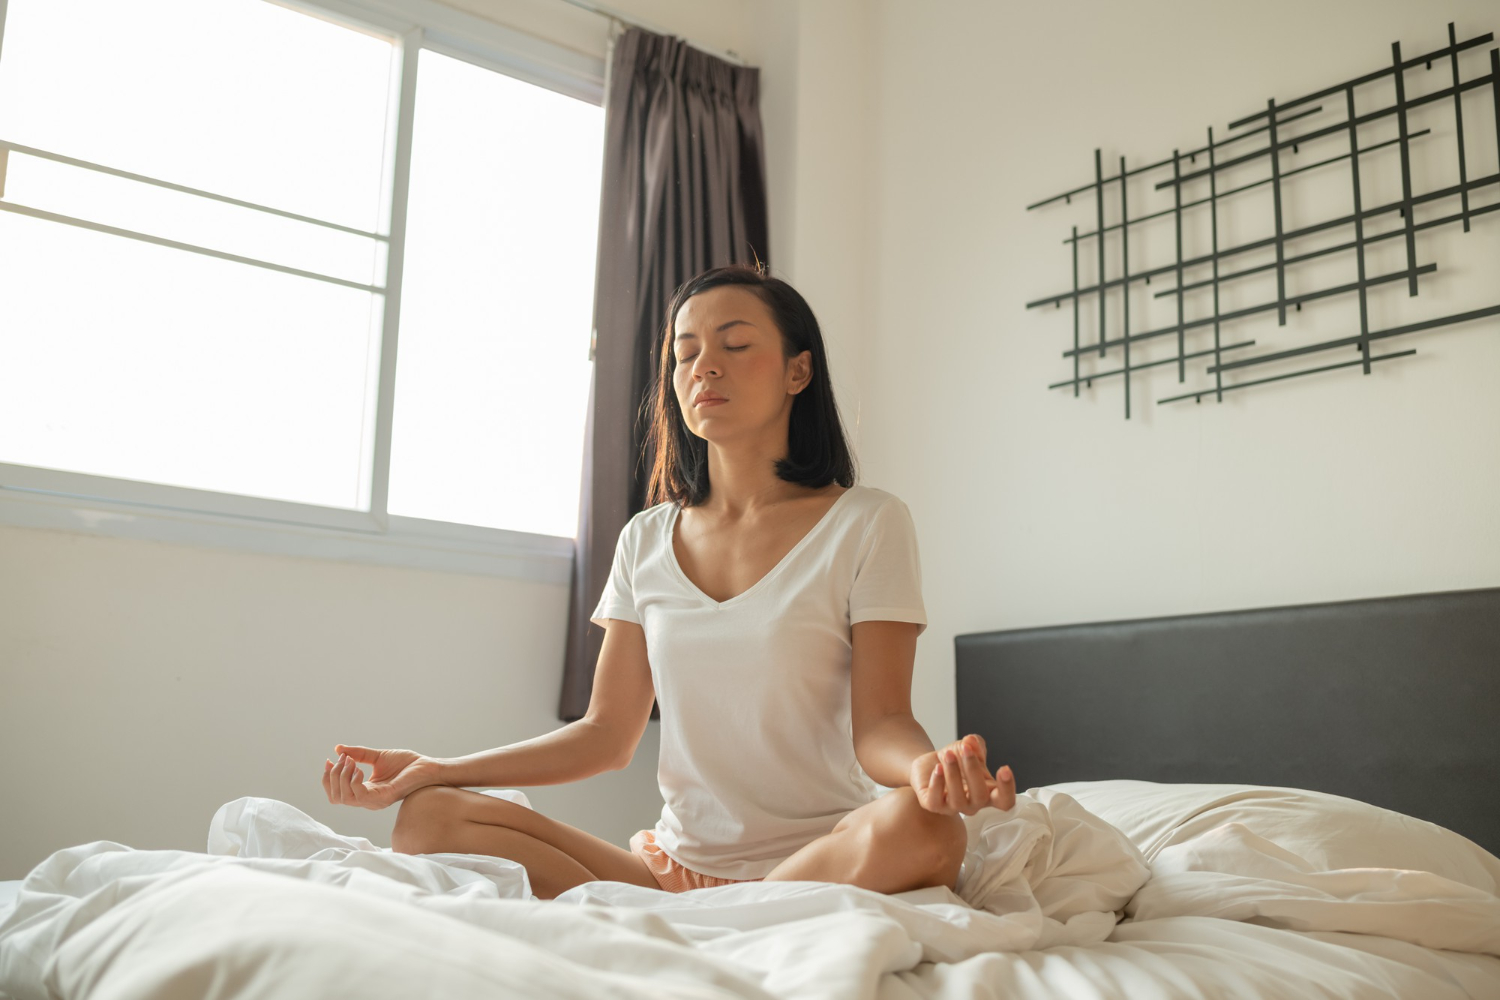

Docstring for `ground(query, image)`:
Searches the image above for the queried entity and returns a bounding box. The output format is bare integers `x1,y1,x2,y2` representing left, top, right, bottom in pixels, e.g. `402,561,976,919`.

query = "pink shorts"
629,829,764,893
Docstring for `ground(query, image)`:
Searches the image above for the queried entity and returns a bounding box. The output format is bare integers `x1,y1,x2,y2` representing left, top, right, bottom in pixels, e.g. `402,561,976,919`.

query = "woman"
322,264,1017,900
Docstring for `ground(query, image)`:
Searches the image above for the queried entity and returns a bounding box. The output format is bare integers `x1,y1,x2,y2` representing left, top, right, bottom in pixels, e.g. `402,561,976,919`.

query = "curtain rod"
552,0,747,66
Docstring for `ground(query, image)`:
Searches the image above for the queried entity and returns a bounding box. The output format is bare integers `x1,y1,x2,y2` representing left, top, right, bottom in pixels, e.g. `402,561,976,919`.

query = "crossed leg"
392,784,967,900
762,786,968,895
391,786,658,900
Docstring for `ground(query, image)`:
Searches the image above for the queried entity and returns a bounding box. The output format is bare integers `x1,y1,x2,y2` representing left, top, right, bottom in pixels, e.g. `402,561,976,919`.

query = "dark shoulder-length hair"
642,264,857,508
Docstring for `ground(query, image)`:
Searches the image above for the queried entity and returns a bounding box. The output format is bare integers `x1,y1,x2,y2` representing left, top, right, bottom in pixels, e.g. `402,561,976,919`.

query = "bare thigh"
761,786,966,895
392,786,658,890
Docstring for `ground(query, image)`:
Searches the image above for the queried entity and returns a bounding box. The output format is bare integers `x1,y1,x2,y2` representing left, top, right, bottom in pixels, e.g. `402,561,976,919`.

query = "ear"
788,350,813,395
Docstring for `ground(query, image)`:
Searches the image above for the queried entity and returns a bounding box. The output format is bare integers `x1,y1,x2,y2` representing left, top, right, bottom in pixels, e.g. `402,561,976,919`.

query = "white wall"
748,0,876,453
848,0,1500,744
0,523,664,876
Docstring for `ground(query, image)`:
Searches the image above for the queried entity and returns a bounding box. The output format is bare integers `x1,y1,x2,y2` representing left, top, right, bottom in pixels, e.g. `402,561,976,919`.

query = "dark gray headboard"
955,587,1500,855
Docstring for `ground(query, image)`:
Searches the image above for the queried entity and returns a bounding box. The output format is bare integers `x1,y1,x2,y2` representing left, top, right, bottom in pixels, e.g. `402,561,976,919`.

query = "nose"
691,347,721,379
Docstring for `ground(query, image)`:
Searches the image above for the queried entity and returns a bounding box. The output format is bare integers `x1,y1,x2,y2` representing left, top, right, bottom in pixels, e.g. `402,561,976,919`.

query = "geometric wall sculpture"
1026,23,1499,419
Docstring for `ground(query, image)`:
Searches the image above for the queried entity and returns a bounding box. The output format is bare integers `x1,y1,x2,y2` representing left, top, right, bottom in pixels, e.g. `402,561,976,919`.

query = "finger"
990,764,1017,811
322,758,334,802
354,763,372,803
940,749,965,812
345,755,364,805
337,744,374,763
926,761,950,813
347,757,366,806
347,758,365,804
337,753,356,805
958,741,992,812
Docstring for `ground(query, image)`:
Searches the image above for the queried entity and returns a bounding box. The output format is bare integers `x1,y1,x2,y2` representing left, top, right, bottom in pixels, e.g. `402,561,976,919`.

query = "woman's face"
671,285,811,444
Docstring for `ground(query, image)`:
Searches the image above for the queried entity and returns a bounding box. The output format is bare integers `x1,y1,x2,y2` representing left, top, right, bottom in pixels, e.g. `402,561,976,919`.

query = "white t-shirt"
590,484,928,879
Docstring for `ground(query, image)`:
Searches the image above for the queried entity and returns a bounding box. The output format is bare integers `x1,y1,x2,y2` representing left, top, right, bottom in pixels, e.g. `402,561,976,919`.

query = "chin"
685,418,737,442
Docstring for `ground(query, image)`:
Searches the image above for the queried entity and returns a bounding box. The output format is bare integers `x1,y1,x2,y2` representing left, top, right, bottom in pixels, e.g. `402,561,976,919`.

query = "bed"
2,587,1498,999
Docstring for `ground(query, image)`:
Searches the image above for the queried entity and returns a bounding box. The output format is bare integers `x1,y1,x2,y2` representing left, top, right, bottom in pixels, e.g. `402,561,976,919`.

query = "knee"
852,779,966,893
390,785,460,855
864,787,968,889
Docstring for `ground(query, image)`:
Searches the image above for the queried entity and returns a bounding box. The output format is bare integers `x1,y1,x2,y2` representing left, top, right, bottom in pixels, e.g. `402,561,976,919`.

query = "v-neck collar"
665,486,858,609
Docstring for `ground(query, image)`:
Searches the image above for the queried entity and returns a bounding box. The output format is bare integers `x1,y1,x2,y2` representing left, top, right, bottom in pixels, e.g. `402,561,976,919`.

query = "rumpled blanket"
4,786,1497,999
0,789,1146,999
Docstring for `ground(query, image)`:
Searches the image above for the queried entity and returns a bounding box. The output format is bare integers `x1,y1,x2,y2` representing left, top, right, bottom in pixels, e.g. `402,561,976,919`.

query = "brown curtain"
558,28,770,721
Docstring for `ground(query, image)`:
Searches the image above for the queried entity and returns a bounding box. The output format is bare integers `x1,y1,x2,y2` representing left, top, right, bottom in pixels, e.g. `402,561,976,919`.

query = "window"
390,49,601,538
0,0,604,566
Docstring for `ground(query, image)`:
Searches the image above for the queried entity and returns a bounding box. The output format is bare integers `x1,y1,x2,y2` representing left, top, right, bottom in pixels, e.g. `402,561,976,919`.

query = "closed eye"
677,345,748,364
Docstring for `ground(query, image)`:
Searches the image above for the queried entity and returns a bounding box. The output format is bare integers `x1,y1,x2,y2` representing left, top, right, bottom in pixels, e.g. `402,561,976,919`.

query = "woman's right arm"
439,618,656,787
328,619,656,807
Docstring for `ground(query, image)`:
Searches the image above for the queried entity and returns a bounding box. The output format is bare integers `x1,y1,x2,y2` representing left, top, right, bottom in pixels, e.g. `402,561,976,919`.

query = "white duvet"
3,783,1499,999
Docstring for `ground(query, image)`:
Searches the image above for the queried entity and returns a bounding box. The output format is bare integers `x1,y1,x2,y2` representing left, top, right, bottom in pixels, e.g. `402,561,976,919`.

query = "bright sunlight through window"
0,0,602,539
388,51,602,539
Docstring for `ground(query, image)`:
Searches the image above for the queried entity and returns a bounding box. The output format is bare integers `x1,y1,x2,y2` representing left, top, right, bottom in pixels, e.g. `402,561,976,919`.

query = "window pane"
0,210,381,509
0,223,381,515
388,51,602,539
3,152,385,287
0,0,394,232
0,0,392,509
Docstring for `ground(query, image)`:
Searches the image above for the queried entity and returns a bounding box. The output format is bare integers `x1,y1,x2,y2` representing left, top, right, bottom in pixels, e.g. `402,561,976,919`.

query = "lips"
694,393,727,407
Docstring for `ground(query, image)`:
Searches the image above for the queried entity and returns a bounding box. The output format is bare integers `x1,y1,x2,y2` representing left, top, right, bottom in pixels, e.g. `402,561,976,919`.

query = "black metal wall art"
1026,23,1500,419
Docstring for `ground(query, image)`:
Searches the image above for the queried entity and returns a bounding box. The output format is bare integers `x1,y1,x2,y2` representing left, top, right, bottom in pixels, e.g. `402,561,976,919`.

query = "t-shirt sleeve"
849,497,927,636
590,517,642,628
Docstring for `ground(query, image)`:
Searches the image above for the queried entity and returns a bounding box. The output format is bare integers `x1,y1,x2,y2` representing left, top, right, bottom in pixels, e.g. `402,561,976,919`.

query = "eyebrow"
674,319,755,343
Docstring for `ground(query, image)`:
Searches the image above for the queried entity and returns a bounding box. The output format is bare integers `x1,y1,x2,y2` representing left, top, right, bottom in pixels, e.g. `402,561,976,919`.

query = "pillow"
1045,779,1500,897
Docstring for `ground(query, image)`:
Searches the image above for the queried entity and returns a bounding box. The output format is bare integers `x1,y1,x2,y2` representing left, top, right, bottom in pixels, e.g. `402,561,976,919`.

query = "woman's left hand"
910,734,1016,815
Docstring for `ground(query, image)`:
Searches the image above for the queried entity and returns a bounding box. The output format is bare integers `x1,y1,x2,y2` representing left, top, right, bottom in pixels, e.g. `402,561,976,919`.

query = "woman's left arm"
850,620,1016,814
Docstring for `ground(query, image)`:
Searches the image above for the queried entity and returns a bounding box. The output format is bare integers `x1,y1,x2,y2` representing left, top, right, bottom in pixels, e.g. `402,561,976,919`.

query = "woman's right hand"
322,745,441,810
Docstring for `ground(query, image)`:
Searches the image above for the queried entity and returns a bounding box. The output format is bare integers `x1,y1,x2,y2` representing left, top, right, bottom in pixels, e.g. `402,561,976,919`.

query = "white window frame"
0,0,606,584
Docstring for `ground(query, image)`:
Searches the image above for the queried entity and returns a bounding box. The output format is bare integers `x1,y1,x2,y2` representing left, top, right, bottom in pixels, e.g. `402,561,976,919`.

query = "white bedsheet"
2,788,1497,999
